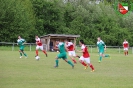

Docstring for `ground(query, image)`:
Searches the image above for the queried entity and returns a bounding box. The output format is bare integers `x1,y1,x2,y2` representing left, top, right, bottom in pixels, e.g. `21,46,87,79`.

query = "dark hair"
79,40,84,44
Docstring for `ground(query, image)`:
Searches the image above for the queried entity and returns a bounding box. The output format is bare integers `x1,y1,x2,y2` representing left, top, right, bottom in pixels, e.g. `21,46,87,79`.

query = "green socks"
24,53,27,57
20,52,27,57
55,60,74,67
99,56,102,61
20,53,22,56
67,60,74,66
55,59,59,66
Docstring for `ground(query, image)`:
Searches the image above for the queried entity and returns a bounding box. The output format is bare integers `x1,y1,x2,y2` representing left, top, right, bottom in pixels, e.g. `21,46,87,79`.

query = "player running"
65,40,80,64
35,36,47,57
17,36,27,58
77,40,94,72
54,40,74,68
97,37,110,63
123,39,129,56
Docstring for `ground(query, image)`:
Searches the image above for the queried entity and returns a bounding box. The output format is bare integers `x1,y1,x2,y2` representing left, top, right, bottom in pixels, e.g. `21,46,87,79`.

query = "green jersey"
17,38,25,46
97,40,105,51
58,42,66,53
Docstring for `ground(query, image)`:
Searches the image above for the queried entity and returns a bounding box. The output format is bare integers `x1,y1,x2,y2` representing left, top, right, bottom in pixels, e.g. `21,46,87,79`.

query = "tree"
0,0,36,42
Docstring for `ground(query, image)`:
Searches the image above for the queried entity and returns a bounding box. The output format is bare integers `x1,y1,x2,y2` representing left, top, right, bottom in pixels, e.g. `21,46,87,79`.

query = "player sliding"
54,40,74,68
123,39,129,56
17,36,27,58
65,40,80,64
35,36,47,57
97,37,110,63
77,40,94,72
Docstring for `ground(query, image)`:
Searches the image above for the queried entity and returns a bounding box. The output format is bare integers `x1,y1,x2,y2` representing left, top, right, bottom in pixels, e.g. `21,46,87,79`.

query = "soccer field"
0,51,133,88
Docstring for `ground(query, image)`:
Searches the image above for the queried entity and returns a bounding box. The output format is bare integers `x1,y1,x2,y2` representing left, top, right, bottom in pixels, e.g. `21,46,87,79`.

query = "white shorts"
68,51,76,56
124,48,128,51
36,45,43,50
79,56,90,64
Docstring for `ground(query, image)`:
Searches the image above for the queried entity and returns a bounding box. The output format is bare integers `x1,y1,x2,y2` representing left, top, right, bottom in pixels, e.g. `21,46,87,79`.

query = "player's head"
97,37,101,41
35,36,39,39
18,36,21,39
55,40,60,44
124,39,126,42
79,40,84,46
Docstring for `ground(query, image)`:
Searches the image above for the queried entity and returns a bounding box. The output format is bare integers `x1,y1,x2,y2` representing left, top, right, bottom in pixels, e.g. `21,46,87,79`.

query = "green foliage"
0,0,133,46
0,0,36,42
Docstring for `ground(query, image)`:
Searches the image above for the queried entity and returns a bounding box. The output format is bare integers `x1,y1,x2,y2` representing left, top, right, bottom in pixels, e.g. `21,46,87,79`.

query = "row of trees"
0,0,133,46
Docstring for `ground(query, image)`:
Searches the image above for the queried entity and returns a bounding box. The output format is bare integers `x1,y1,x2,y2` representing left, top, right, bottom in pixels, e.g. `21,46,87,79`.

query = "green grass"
0,51,133,88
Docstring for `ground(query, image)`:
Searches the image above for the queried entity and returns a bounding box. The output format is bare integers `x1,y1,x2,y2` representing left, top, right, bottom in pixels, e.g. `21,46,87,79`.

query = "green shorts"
57,53,67,59
20,46,24,51
99,50,104,54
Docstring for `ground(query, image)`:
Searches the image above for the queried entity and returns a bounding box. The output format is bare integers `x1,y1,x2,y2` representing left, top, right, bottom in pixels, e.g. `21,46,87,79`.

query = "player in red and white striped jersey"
35,36,47,57
77,40,94,72
65,40,80,64
123,39,129,56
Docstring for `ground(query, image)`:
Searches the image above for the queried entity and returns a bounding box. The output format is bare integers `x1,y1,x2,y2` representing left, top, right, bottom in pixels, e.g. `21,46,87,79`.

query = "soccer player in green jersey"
54,40,74,68
97,37,110,63
17,36,27,58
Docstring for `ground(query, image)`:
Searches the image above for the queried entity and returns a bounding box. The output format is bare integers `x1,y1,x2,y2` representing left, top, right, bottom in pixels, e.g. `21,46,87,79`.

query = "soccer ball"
35,56,40,60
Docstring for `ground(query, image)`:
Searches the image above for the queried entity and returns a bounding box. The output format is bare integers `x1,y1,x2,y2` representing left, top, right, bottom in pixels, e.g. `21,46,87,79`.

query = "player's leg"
73,51,80,58
72,51,81,63
79,56,87,67
21,46,27,57
103,53,110,58
19,49,23,58
126,48,128,55
123,48,126,56
61,53,74,68
127,50,128,55
40,46,48,57
68,51,77,64
85,58,94,72
63,57,74,68
54,56,59,68
36,45,39,56
21,50,27,58
99,52,103,62
54,53,64,67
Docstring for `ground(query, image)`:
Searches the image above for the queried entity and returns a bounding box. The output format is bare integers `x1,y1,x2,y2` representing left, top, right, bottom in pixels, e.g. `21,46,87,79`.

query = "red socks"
36,50,38,56
72,59,77,64
81,62,87,66
36,50,47,57
90,64,94,70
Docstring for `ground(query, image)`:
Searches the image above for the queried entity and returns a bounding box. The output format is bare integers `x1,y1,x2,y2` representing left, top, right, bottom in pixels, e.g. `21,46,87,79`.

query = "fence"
76,45,133,54
0,42,133,54
0,42,47,51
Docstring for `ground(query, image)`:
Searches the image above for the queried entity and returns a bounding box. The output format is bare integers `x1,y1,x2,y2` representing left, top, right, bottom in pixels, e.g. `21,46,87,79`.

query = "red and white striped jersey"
123,41,128,48
81,44,90,58
35,38,42,46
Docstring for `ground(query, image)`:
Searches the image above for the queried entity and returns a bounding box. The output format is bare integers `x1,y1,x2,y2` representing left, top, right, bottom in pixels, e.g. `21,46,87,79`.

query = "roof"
41,34,80,38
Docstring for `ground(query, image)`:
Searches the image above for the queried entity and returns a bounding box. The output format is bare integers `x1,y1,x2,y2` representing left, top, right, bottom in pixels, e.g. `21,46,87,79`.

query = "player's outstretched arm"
76,49,84,53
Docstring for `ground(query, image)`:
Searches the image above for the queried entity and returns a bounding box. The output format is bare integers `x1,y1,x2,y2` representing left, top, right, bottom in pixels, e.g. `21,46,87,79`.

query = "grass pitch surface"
0,51,133,88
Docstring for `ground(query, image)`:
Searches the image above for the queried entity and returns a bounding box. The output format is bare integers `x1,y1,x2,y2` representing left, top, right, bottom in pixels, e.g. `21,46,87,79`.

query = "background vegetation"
0,0,133,46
